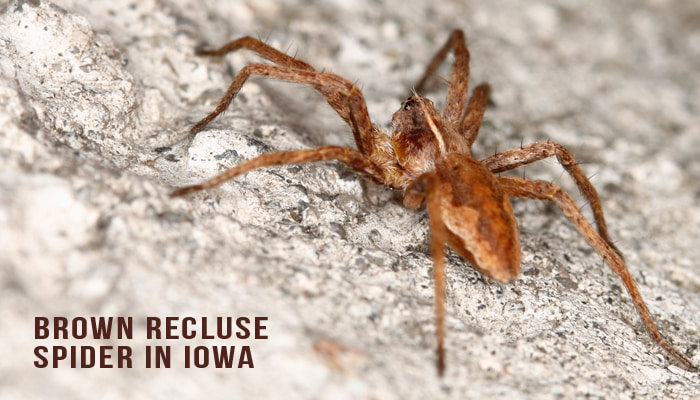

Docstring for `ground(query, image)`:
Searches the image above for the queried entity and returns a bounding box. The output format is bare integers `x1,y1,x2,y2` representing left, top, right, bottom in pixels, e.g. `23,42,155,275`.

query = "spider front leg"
426,180,449,377
190,41,379,156
195,36,316,72
414,29,470,125
171,145,386,197
190,37,314,135
498,176,695,370
459,83,491,147
404,172,449,376
414,30,491,147
482,142,621,257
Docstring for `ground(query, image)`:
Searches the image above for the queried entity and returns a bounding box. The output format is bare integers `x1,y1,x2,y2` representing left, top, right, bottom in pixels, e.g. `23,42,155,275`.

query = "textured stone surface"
1,0,699,398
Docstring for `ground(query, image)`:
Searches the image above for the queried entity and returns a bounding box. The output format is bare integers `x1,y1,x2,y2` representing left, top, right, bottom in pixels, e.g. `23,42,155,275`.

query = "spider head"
392,95,440,134
391,95,467,176
391,95,443,176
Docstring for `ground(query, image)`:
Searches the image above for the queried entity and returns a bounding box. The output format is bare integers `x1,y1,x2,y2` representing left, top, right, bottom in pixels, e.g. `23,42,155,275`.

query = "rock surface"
1,0,698,398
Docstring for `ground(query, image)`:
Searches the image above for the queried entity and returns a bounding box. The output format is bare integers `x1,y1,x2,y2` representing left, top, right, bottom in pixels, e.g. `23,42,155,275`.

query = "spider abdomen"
434,153,521,282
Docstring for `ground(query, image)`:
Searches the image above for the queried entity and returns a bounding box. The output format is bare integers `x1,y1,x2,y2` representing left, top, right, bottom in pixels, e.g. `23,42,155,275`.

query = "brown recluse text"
172,30,695,375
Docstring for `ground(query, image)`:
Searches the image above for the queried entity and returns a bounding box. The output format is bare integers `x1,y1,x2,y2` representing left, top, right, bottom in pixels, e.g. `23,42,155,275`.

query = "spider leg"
191,51,379,157
414,29,470,125
459,83,491,148
482,141,622,257
409,172,448,376
171,145,386,197
498,176,695,370
195,36,316,71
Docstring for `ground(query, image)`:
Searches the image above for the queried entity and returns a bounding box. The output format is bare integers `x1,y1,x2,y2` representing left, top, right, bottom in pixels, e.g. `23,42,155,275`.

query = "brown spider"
172,30,695,374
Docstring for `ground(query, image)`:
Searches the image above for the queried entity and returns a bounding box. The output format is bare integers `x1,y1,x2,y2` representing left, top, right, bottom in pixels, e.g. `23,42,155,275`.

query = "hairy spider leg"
459,83,491,147
414,29,470,125
191,40,380,156
171,145,386,197
414,30,492,148
424,173,449,376
195,36,316,71
498,176,694,370
482,142,622,258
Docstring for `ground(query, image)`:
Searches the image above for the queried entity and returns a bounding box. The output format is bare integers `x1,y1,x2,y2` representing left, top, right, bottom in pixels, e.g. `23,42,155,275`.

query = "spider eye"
403,103,410,111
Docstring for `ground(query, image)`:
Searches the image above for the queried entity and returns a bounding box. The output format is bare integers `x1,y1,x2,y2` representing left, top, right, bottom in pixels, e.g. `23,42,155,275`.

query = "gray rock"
1,0,698,399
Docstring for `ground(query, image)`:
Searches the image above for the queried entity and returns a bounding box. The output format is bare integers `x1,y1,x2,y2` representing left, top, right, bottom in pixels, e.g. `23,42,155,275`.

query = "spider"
172,29,694,375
